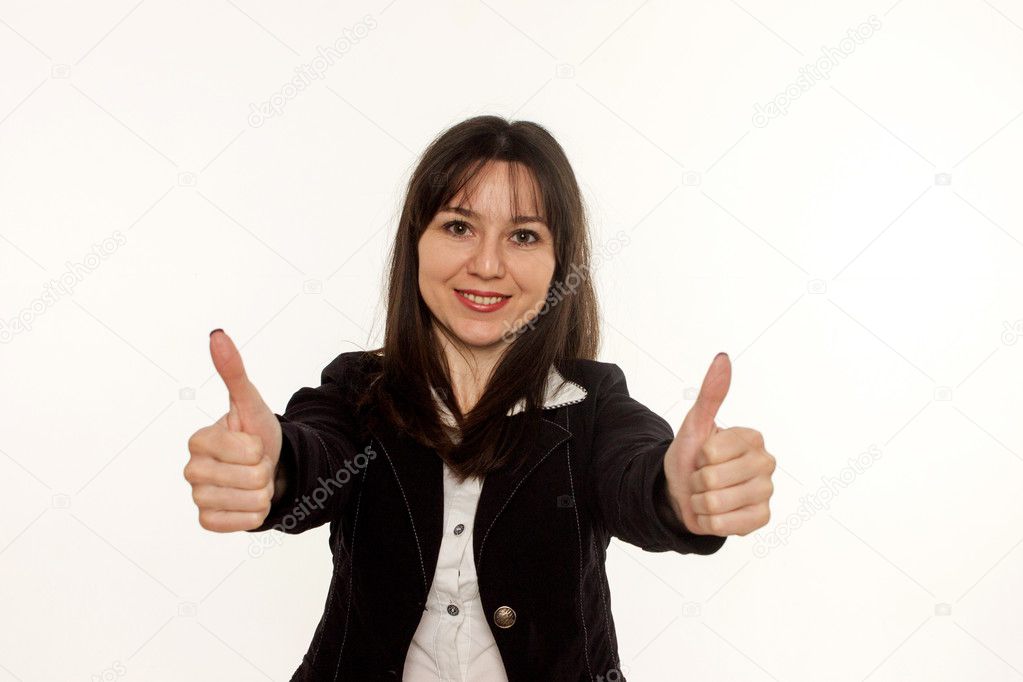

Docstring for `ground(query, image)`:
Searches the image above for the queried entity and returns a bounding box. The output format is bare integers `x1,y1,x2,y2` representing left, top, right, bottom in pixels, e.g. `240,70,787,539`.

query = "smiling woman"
417,160,558,402
187,115,757,682
363,117,600,484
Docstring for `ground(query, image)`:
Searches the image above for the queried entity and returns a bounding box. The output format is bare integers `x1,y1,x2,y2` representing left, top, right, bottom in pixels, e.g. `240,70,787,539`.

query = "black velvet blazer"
247,350,727,681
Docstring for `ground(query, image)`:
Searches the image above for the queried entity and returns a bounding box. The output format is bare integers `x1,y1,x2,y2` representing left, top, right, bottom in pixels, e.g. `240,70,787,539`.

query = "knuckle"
703,441,720,463
245,511,262,530
706,515,724,535
198,509,214,531
183,460,200,483
692,492,705,513
247,466,267,489
188,426,209,449
238,432,261,461
704,492,721,514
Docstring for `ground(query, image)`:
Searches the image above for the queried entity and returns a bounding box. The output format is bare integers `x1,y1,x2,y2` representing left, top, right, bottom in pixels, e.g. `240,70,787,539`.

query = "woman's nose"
467,237,505,278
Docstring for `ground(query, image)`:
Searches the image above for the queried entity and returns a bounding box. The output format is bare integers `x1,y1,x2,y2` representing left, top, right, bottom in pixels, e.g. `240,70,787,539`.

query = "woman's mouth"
454,289,511,312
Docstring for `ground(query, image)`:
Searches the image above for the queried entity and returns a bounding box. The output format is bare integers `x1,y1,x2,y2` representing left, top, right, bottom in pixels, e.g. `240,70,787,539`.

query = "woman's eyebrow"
441,205,547,226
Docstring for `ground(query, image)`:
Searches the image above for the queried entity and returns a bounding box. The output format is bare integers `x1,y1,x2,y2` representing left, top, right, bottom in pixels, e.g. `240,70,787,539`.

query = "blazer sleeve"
245,352,368,535
590,363,728,555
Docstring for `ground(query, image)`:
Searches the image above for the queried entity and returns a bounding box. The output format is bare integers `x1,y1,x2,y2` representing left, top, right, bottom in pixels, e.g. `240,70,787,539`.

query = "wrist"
654,465,694,535
270,460,287,506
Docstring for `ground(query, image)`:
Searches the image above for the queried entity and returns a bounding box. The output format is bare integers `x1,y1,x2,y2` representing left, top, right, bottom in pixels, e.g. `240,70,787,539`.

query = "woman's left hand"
663,353,776,537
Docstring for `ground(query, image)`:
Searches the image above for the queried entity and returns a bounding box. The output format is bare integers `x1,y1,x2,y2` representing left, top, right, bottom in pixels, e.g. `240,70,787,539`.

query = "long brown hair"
356,115,599,483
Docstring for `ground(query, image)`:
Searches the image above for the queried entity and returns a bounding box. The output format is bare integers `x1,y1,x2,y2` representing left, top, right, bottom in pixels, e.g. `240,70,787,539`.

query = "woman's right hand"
184,330,284,532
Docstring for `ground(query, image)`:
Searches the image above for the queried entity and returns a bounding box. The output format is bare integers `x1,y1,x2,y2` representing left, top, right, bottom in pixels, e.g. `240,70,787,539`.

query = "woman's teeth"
459,291,506,305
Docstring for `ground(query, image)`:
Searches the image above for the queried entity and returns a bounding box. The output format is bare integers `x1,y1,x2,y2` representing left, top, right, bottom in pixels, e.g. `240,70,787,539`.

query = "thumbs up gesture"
183,330,284,532
663,353,776,537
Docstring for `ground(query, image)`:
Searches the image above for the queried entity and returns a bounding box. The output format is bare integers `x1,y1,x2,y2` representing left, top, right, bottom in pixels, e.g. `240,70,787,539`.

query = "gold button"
493,605,516,628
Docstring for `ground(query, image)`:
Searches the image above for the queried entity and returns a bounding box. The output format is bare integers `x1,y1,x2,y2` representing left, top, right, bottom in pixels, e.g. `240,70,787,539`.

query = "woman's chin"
449,322,514,350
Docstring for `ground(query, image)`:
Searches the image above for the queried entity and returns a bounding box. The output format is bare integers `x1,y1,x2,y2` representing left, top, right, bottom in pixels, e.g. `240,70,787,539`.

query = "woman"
184,115,776,681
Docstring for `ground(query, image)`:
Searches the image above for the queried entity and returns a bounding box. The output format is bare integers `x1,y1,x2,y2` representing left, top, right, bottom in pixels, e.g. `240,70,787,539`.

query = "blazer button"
493,605,516,628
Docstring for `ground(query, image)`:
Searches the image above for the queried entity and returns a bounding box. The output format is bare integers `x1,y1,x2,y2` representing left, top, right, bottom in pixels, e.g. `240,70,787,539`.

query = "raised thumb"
209,329,265,432
679,352,731,439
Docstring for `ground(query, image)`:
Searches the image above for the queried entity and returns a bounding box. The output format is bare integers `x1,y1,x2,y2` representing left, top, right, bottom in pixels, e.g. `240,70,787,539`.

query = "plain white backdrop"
1,0,1021,680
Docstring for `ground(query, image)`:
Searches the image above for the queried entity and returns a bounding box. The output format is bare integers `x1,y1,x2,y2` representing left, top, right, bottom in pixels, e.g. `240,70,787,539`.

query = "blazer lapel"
473,413,572,567
367,420,445,594
474,364,587,566
370,364,589,589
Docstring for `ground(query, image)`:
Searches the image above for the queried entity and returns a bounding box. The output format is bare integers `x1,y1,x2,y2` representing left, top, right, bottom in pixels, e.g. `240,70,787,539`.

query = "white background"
1,1,1021,680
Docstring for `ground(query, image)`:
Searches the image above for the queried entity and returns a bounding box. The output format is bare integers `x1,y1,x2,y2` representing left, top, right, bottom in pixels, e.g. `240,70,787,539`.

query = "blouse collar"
431,364,588,427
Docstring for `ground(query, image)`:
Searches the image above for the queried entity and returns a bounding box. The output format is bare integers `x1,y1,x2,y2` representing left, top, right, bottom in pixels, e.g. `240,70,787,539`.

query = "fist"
663,353,776,537
183,330,284,532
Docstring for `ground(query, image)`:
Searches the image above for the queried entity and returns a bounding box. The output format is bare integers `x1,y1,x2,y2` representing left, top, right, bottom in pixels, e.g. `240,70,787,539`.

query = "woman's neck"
433,328,506,415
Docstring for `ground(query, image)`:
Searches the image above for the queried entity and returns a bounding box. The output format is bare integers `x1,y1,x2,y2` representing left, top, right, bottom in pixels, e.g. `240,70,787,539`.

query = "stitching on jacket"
565,408,594,681
375,435,428,593
310,429,334,469
477,416,570,564
541,393,587,410
594,532,619,672
616,451,646,542
296,422,339,473
334,448,369,682
310,540,339,672
302,425,343,673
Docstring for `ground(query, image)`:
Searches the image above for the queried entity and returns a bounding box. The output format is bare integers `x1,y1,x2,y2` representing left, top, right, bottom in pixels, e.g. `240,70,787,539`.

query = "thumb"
679,352,731,440
209,329,266,432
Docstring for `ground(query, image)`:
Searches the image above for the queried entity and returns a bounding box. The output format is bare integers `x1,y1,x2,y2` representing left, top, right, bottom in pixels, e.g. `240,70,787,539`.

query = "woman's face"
418,160,556,354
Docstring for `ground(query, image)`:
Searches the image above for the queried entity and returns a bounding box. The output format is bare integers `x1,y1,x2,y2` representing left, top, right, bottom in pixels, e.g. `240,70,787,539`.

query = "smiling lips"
454,289,511,312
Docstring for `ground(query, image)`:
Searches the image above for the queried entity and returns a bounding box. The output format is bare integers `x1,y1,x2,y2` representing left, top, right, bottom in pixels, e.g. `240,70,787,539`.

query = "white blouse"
401,461,508,681
402,365,588,681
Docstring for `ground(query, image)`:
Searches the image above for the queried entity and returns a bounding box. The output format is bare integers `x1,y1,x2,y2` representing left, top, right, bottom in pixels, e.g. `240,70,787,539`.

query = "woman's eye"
444,220,470,237
513,230,540,245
